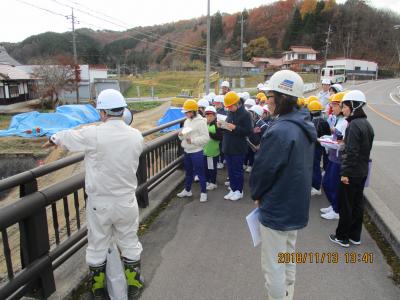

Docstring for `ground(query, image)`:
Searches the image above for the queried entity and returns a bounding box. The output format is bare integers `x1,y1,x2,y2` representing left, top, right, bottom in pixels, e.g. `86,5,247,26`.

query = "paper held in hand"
318,135,341,150
246,208,261,247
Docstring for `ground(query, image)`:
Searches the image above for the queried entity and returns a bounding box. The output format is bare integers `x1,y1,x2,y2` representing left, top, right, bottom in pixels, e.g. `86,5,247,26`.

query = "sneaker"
217,162,224,169
320,205,333,214
200,193,208,202
224,190,234,200
229,190,243,201
194,175,199,182
206,183,217,190
224,181,230,187
349,238,361,245
329,234,349,247
311,187,322,196
321,210,339,220
177,189,192,198
245,166,252,173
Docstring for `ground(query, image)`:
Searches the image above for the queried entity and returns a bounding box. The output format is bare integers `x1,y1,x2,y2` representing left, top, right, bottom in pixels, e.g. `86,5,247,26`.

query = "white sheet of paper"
246,208,261,247
207,156,214,170
181,127,192,136
217,114,227,122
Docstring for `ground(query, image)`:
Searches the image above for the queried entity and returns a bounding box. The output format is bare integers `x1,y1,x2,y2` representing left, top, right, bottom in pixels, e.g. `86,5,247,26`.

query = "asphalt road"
138,171,399,300
344,79,400,223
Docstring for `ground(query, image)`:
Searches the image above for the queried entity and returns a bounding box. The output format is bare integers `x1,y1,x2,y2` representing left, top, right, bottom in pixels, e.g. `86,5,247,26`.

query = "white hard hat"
257,83,264,89
96,89,127,110
242,92,250,100
248,105,264,117
221,80,230,88
321,78,331,85
343,90,366,103
259,84,269,91
244,98,256,107
205,106,217,114
122,108,133,125
213,95,224,103
330,84,343,92
197,98,210,108
264,70,304,98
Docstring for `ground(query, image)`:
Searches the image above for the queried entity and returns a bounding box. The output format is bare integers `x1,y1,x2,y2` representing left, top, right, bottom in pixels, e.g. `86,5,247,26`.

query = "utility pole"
67,8,79,104
205,0,211,94
324,24,332,67
239,12,244,87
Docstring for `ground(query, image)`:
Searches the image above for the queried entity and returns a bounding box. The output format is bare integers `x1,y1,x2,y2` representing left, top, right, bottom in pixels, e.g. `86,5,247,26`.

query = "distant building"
326,58,378,79
251,57,283,70
0,64,38,106
0,46,21,66
282,46,322,72
218,60,258,77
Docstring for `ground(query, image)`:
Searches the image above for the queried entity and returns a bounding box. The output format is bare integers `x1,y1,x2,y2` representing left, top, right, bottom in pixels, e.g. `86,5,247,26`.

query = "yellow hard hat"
308,100,323,112
297,97,305,106
307,95,318,103
331,91,347,103
256,92,265,100
224,91,240,107
182,99,198,112
259,95,267,102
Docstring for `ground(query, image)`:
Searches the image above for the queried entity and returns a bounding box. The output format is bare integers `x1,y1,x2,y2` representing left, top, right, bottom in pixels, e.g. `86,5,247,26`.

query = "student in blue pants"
177,99,210,202
219,91,252,201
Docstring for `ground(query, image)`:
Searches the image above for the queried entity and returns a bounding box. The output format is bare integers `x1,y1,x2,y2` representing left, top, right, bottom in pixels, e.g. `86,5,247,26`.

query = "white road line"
373,140,400,147
389,93,400,106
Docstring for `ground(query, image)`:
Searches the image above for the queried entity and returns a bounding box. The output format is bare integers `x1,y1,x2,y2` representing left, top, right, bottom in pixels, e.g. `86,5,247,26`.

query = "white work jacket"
51,119,144,205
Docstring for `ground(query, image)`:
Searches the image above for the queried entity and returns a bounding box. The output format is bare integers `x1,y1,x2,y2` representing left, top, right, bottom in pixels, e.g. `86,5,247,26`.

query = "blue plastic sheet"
157,107,184,132
0,104,100,138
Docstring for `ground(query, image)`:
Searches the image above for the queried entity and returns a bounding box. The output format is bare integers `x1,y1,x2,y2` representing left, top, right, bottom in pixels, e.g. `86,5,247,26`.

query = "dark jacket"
208,119,223,141
250,109,317,231
222,105,252,155
216,107,227,115
341,116,374,178
311,115,331,138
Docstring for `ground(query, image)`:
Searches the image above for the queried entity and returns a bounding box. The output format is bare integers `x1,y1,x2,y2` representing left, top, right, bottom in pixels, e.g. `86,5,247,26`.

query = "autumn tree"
33,56,79,108
300,0,318,18
245,37,272,59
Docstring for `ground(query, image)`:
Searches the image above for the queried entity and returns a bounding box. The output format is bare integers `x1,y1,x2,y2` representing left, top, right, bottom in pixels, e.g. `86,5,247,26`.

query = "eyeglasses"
265,95,274,100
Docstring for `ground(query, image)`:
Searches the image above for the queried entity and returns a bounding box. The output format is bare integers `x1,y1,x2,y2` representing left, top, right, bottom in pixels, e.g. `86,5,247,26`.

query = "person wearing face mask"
43,89,145,299
320,92,348,220
329,90,374,248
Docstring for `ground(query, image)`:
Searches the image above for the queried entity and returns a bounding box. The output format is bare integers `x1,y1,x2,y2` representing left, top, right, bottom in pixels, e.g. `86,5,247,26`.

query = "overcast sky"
2,0,399,43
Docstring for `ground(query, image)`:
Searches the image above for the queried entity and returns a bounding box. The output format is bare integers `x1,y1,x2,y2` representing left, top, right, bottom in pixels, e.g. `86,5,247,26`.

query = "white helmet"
221,80,230,88
264,70,304,98
248,105,264,117
259,84,268,91
213,95,224,103
321,78,331,85
242,92,250,100
197,98,210,108
122,108,133,125
96,89,127,110
257,83,264,89
205,106,217,114
330,83,343,93
207,92,216,101
244,98,256,107
343,90,366,103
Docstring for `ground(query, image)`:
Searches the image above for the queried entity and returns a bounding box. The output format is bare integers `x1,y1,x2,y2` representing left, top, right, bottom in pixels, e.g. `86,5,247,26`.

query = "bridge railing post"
137,154,149,208
19,178,56,298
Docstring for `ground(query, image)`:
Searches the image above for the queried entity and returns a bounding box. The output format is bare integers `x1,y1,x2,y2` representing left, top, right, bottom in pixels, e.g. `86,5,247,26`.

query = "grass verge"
127,101,163,112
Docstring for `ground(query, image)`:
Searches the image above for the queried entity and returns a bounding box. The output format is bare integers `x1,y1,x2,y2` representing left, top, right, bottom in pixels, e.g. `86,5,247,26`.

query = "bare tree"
32,56,80,109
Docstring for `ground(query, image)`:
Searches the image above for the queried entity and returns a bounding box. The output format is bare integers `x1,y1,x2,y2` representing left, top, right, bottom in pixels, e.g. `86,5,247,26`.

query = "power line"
15,0,67,18
49,0,224,59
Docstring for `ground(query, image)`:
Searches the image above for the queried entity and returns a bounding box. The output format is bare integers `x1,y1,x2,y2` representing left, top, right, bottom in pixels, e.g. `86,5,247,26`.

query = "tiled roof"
0,46,21,66
219,60,256,68
0,64,31,80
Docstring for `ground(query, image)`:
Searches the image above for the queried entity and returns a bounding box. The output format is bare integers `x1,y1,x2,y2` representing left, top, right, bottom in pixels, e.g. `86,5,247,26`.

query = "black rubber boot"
122,258,144,299
89,263,107,300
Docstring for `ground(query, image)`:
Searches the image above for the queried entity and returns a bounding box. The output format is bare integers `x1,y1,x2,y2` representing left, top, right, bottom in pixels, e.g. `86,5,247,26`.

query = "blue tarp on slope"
0,104,100,138
157,107,184,132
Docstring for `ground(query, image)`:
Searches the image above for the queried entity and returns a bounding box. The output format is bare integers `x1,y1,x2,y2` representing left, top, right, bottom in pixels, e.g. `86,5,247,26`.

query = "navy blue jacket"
222,105,252,155
250,109,317,231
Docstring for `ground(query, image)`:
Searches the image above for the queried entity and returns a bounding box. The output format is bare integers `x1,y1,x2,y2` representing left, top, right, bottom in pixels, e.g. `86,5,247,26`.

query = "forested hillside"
2,0,399,71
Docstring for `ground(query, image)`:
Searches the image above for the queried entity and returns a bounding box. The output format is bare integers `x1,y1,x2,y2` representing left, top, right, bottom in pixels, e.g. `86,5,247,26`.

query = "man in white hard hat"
318,78,331,113
250,70,317,300
43,89,145,299
220,80,230,95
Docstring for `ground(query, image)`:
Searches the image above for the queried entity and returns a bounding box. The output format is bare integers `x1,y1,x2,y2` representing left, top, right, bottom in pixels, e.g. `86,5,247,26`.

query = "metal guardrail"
0,117,185,299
